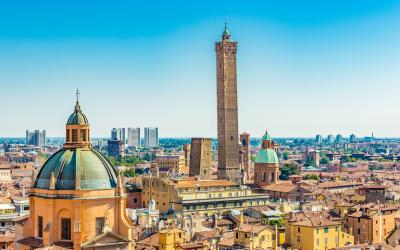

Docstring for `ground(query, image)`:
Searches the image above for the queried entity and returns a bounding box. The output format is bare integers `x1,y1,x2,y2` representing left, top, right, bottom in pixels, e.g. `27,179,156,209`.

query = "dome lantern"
65,89,90,148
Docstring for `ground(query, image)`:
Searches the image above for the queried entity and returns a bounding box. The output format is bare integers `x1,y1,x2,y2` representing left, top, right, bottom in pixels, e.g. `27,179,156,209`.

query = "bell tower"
216,24,240,182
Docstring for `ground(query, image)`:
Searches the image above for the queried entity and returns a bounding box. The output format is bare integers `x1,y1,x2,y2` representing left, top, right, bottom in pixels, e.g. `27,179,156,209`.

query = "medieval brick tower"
216,25,240,181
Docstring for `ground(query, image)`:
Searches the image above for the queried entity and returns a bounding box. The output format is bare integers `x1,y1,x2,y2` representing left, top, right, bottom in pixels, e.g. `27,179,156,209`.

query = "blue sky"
1,1,400,138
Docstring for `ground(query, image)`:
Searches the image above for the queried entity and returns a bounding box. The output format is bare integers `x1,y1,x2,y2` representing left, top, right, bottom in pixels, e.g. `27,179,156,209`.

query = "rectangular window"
72,129,78,142
38,216,43,238
324,227,329,233
61,218,71,240
80,130,86,142
96,218,105,236
66,130,70,142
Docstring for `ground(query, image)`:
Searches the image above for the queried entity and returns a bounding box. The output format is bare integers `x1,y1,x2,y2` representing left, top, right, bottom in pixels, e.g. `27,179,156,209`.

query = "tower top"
222,21,230,38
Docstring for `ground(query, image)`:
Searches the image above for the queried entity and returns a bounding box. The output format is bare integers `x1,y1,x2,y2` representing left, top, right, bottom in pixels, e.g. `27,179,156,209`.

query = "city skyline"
2,1,400,137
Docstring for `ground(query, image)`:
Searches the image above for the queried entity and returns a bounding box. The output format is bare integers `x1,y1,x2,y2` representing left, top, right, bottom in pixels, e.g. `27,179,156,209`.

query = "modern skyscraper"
315,134,323,144
350,134,356,143
127,127,141,148
189,138,212,177
144,127,159,148
26,130,46,147
336,134,343,143
111,128,126,143
327,134,334,144
216,25,240,182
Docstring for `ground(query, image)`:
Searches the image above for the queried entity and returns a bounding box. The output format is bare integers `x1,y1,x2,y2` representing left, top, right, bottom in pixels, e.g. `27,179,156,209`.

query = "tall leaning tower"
216,25,240,182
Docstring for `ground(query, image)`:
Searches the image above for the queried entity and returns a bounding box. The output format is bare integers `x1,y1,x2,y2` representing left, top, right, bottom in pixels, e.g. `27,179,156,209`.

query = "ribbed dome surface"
67,110,89,125
34,147,117,190
255,148,279,164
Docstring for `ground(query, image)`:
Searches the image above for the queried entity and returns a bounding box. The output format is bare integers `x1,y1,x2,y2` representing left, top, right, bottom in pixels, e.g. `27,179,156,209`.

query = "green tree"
320,156,330,165
268,217,285,228
303,174,320,181
279,162,300,180
282,151,289,160
124,168,136,177
107,155,144,167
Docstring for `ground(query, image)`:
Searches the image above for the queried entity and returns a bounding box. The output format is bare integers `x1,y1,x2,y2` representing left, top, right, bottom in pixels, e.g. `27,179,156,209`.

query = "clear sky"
1,1,400,138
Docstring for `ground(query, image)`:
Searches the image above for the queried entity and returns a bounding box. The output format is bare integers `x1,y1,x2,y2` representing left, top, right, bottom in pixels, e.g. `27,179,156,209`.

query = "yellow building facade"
141,176,270,216
286,214,354,250
18,96,134,250
234,224,276,250
158,228,187,250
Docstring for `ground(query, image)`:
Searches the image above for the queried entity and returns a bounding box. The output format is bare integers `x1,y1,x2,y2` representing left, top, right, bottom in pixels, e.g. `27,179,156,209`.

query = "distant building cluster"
107,127,159,158
25,130,46,147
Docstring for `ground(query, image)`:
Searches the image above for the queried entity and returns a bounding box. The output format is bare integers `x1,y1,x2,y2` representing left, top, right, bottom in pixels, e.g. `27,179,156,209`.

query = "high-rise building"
327,134,334,144
240,132,251,181
127,127,140,148
26,130,46,147
336,134,343,143
107,140,125,158
111,128,126,143
349,134,356,143
189,138,212,177
144,127,159,148
315,134,323,144
216,25,240,182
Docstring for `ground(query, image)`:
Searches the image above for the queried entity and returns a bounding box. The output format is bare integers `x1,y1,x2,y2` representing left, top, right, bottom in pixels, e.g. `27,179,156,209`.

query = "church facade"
18,94,134,250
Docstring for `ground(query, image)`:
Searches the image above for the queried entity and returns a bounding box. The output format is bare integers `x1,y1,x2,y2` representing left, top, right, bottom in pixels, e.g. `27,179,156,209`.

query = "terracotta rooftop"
136,233,159,248
263,183,297,193
238,224,273,234
18,237,44,248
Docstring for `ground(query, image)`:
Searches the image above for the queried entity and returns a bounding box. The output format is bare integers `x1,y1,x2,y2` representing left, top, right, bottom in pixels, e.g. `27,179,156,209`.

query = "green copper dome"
262,132,272,141
66,101,89,125
223,28,230,36
255,148,279,164
34,147,117,190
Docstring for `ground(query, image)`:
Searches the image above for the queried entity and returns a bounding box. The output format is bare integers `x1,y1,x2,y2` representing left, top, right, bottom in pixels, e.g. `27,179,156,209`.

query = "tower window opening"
80,129,86,142
71,129,78,142
66,130,70,142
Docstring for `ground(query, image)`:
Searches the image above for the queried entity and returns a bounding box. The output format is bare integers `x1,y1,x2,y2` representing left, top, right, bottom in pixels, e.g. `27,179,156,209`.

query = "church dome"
34,92,117,191
255,149,279,164
255,130,279,164
34,147,117,190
